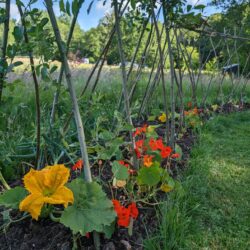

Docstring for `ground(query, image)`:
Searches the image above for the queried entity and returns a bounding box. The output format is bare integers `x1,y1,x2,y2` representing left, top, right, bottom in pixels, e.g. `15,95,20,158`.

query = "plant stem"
50,0,84,126
128,217,134,236
151,2,169,143
163,1,176,147
49,212,60,222
93,231,101,250
113,0,138,169
0,171,10,190
45,0,92,183
17,3,41,169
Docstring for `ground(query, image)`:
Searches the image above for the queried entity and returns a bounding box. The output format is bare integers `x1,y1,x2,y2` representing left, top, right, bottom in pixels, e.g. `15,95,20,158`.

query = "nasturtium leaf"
137,165,161,186
60,179,116,235
99,130,114,141
112,161,129,180
97,137,123,160
0,187,28,209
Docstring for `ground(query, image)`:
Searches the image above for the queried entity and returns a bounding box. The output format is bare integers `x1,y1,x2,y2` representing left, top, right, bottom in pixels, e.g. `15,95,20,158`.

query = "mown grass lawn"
145,111,250,250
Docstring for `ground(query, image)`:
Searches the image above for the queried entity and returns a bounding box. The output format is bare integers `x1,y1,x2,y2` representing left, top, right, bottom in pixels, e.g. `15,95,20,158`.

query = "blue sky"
9,0,220,31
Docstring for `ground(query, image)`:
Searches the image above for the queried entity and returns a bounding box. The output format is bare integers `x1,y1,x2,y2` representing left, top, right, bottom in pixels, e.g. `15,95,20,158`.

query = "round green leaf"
112,161,129,180
60,179,116,235
137,165,161,186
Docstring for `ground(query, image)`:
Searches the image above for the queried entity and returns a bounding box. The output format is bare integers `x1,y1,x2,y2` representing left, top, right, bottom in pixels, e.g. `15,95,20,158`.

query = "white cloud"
10,3,20,21
96,0,112,14
53,4,61,17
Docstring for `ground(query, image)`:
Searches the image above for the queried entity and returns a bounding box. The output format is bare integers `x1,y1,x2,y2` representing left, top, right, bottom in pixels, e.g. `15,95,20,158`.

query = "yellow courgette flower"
158,113,167,123
19,164,74,220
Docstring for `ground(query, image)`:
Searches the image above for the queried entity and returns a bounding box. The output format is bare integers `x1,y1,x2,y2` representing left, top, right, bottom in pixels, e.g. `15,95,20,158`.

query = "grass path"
145,111,250,250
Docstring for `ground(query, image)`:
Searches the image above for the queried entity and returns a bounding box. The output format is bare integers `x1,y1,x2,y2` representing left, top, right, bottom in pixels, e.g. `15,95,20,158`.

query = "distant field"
5,57,250,110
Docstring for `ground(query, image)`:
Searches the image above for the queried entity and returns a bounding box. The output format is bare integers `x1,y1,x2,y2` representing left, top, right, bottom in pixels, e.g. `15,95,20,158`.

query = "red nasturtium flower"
128,202,139,219
133,128,141,137
149,138,164,151
161,146,172,158
118,160,136,174
149,138,158,150
171,153,180,159
118,160,130,168
135,148,141,158
134,139,145,159
72,159,83,171
135,139,144,149
112,199,139,227
133,124,148,137
143,155,154,167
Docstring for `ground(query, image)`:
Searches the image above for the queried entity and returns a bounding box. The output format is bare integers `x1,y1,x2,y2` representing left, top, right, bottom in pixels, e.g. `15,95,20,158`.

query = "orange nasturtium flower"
19,164,74,220
143,155,154,167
